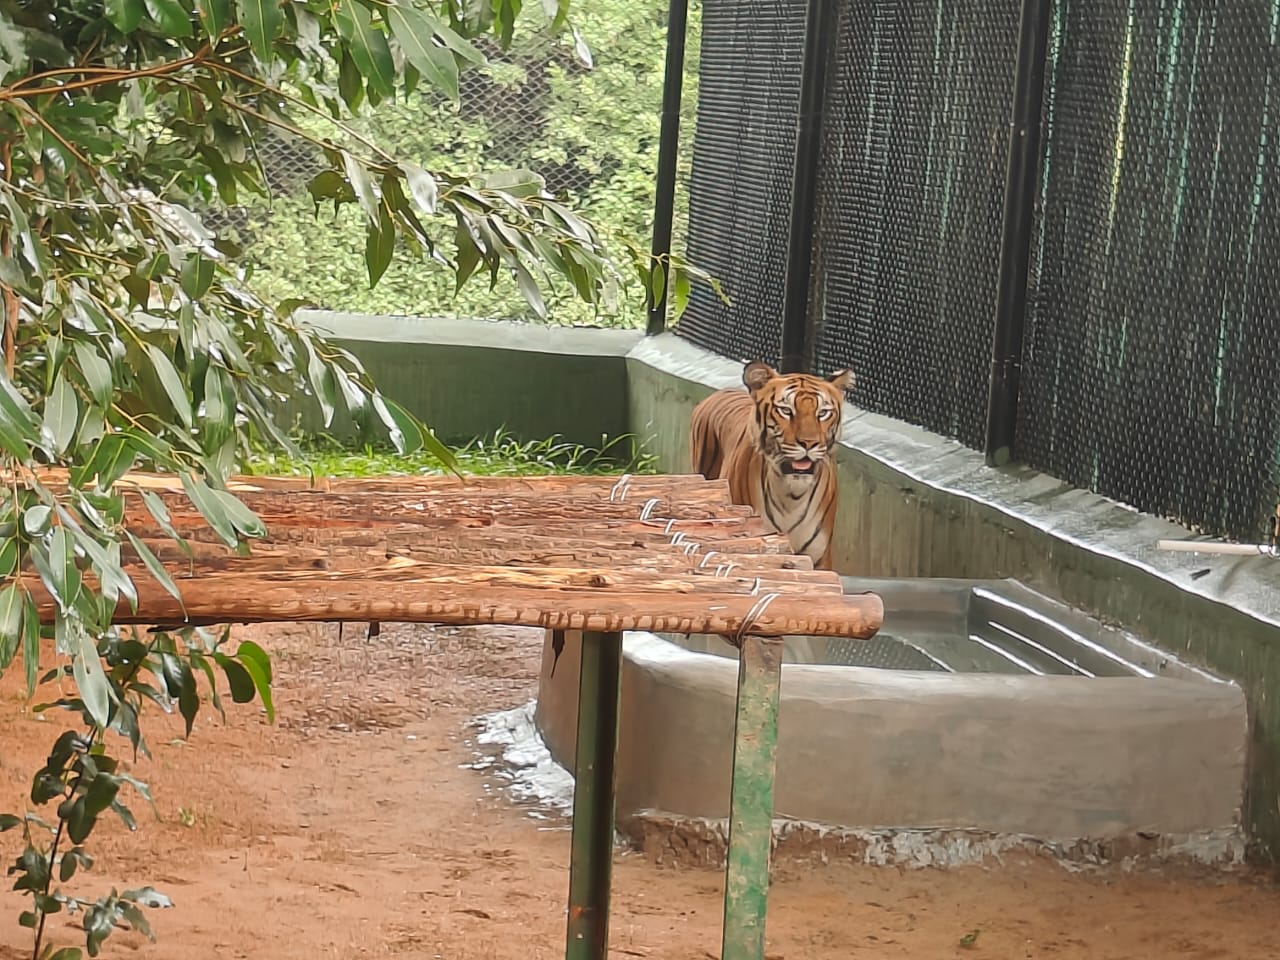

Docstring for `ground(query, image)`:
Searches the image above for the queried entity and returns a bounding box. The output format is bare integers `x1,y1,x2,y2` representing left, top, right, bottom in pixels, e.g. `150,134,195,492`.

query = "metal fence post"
720,635,784,960
780,0,839,373
647,0,692,336
565,630,624,960
984,0,1054,466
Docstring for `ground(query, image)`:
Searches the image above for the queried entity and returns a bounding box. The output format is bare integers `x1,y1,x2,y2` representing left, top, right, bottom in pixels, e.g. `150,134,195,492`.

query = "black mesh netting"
810,0,1019,448
1018,0,1280,539
674,0,808,366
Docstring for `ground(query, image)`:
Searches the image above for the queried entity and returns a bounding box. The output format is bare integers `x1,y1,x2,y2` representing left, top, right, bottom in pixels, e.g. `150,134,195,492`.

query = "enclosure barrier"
25,468,883,960
659,0,1280,542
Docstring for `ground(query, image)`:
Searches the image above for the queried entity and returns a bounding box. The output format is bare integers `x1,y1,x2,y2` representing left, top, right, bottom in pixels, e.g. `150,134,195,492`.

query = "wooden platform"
23,470,884,640
21,468,884,960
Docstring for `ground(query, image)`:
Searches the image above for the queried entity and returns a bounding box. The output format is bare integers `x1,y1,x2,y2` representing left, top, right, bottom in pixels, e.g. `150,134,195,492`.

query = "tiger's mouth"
781,458,816,475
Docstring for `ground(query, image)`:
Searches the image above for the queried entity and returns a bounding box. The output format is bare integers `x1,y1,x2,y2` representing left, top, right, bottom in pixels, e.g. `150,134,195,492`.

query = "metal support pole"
984,0,1053,466
646,0,691,336
779,0,839,373
565,630,623,960
720,636,784,960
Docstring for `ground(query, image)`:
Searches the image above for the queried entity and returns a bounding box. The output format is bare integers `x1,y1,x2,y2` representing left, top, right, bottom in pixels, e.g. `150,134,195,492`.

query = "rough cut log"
218,473,730,499
127,540,815,578
25,571,883,639
122,514,783,543
88,558,844,596
22,469,725,499
124,490,753,526
118,538,833,582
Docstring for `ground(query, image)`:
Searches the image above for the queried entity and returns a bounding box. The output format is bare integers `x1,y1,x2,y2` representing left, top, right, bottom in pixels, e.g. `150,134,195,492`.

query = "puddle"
467,701,574,826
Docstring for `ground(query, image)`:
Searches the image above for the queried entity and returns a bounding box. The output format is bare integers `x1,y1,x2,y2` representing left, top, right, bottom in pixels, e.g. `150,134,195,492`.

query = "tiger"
689,361,854,570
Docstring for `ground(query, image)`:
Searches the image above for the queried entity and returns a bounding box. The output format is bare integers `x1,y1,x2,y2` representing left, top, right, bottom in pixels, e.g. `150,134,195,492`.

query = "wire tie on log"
683,541,700,556
751,576,762,595
609,474,633,502
664,518,679,533
698,551,718,569
639,498,660,521
735,592,781,645
670,531,686,546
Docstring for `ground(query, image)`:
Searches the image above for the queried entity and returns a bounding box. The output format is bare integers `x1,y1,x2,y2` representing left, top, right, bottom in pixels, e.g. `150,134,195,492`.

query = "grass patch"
246,429,660,479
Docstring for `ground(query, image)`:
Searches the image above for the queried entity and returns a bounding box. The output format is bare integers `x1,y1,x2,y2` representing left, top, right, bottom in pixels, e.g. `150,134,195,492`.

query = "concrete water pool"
534,577,1248,866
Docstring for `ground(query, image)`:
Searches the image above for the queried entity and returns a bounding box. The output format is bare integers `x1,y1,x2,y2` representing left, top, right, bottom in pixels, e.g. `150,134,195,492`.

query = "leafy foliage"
0,0,696,955
210,0,708,325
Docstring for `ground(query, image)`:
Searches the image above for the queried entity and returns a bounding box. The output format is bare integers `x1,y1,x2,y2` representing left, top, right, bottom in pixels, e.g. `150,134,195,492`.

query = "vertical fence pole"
647,0,692,336
565,631,624,960
780,0,839,373
984,0,1054,466
720,635,784,960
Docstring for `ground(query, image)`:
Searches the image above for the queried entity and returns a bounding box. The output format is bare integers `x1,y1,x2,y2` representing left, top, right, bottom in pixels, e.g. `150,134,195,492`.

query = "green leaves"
335,0,396,100
194,0,231,36
42,374,80,457
143,0,194,37
401,162,439,215
234,640,273,722
0,584,23,674
145,345,193,429
70,622,112,730
236,0,281,60
104,0,145,33
387,3,461,102
365,203,396,287
180,255,216,300
73,344,114,410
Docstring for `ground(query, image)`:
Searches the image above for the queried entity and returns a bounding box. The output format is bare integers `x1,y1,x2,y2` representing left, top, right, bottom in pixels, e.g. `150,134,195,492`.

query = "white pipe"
1156,539,1278,556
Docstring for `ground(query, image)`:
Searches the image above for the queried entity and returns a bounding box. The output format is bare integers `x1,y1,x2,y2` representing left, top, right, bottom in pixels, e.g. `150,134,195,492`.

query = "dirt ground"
2,621,1280,960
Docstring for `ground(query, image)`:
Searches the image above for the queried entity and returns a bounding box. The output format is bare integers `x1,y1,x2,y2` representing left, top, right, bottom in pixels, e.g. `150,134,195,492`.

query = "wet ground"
2,621,1278,959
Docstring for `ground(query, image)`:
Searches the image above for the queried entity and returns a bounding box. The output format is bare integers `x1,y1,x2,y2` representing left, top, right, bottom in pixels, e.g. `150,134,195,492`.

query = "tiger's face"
743,361,854,477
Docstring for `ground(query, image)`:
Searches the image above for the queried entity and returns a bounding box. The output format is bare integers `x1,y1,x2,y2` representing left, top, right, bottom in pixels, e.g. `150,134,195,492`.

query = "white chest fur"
755,471,829,563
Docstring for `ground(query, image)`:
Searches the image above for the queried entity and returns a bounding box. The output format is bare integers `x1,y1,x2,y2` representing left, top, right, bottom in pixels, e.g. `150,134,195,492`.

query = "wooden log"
123,490,755,526
23,468,725,499
122,514,783,543
128,538,812,576
24,572,884,639
216,473,729,498
97,558,844,595
123,526,797,564
111,555,840,593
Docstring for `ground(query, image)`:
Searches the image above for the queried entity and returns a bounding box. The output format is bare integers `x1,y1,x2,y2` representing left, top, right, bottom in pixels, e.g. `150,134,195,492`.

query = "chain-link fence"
677,0,1280,541
205,1,700,327
671,0,806,366
1017,0,1280,537
810,0,1018,450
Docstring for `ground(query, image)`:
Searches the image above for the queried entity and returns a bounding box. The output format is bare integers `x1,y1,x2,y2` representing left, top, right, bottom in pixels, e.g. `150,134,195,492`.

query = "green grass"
245,428,660,479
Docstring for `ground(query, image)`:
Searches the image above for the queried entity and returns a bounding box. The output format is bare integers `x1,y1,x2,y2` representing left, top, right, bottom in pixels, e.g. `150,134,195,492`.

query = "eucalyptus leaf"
42,371,80,456
236,0,282,60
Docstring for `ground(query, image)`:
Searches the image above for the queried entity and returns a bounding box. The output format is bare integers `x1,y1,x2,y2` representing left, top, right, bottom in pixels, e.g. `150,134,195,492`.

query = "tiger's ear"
743,361,778,393
826,369,855,393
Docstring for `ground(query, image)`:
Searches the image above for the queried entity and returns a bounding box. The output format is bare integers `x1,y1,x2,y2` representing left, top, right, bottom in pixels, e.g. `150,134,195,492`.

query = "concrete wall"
291,311,642,445
536,629,1246,856
628,333,1280,861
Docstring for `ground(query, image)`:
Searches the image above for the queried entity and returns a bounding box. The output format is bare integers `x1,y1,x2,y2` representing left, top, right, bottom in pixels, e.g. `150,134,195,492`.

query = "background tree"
221,0,705,324
0,0,708,956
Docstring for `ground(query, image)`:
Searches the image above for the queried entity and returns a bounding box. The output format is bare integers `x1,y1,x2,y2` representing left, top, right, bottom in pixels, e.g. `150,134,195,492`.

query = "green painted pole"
565,630,623,960
720,635,784,960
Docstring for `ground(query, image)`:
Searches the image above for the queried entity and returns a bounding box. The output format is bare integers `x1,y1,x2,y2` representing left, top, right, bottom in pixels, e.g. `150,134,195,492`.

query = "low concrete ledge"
535,630,1246,860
